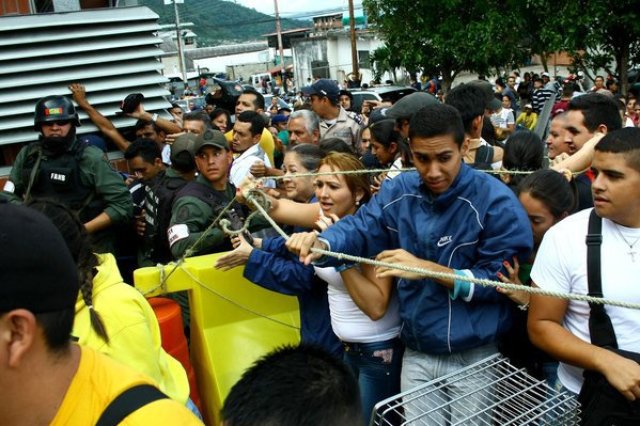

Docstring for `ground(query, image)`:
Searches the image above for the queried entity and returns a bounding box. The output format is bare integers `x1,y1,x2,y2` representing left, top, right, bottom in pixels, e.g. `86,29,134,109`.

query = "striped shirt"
531,88,554,113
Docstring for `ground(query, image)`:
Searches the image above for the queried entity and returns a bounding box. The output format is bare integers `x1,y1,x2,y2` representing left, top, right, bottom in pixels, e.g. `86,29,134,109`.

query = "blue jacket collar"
419,162,472,207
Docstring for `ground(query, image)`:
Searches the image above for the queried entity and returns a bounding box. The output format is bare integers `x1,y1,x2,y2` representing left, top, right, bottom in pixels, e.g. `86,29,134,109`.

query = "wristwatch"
151,112,159,122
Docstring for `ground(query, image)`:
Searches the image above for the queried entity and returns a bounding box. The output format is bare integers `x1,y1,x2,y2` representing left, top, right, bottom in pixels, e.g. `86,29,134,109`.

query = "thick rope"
140,197,239,296
179,266,300,331
255,166,587,183
246,193,640,310
220,209,263,237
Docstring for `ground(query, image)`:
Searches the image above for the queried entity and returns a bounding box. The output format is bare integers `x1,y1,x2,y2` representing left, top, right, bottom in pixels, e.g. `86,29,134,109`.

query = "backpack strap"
482,145,494,164
585,209,619,349
96,384,168,426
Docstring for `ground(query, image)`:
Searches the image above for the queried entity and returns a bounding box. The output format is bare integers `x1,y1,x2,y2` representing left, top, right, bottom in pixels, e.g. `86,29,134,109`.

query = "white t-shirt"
490,108,515,129
314,265,401,343
229,143,274,188
385,157,403,180
161,144,171,165
531,209,640,394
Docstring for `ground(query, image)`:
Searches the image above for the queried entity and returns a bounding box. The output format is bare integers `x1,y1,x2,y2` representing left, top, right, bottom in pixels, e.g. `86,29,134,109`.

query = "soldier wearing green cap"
168,129,265,259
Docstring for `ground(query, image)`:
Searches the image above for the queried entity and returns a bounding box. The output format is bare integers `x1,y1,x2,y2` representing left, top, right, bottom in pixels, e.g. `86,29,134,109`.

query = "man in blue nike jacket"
287,103,533,424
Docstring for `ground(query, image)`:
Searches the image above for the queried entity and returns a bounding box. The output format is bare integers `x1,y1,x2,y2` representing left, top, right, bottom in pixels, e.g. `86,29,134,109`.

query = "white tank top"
314,265,401,343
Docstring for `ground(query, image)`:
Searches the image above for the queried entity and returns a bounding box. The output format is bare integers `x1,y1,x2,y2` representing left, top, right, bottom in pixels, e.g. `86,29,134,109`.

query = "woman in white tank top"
247,153,403,425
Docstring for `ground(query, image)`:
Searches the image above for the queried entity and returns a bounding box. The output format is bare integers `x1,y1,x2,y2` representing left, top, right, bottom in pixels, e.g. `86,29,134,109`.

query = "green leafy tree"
370,46,405,83
515,0,576,72
364,0,526,93
561,1,640,95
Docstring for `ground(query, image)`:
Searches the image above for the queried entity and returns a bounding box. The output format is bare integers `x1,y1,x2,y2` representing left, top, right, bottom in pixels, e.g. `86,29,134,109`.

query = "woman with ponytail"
27,200,196,414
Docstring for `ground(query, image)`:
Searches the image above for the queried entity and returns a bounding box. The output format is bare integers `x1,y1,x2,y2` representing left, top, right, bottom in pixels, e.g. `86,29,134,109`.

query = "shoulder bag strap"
586,209,619,349
96,384,168,426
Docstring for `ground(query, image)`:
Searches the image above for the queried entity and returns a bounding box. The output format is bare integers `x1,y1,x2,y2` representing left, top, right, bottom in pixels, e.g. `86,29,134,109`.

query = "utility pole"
173,0,187,84
348,0,359,87
274,0,286,92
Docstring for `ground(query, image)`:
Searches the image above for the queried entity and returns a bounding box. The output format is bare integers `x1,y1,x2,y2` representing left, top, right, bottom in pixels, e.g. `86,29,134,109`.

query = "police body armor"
22,142,105,223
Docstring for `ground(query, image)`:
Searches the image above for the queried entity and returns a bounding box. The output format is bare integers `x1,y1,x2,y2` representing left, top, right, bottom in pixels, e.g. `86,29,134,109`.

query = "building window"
33,0,54,12
358,50,370,69
311,60,330,79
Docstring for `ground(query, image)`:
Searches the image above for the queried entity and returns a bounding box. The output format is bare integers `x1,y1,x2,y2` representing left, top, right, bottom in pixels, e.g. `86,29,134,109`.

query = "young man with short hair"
557,92,623,211
529,127,640,402
0,203,202,425
168,129,256,258
229,111,273,187
288,103,532,424
137,133,197,266
228,89,275,166
221,345,361,426
124,139,165,183
303,79,362,151
446,83,503,168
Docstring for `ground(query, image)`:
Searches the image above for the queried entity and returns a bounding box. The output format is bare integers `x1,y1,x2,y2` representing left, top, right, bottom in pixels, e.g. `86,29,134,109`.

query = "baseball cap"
271,114,289,124
171,132,198,160
468,80,502,111
301,79,340,100
468,80,502,110
524,103,533,109
381,92,439,120
541,72,550,78
79,133,107,153
120,93,144,114
193,129,228,153
367,107,395,127
0,203,79,314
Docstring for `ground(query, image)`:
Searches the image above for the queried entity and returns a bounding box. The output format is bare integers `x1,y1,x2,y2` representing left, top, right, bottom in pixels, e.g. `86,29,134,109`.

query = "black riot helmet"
34,96,81,131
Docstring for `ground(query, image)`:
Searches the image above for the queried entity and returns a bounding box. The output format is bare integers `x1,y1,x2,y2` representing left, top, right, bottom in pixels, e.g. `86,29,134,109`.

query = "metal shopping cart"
371,354,580,425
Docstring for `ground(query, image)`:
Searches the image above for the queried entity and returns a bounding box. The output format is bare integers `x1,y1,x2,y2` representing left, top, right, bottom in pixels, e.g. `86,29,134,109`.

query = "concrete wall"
326,32,384,85
293,31,390,87
292,36,329,86
193,49,273,72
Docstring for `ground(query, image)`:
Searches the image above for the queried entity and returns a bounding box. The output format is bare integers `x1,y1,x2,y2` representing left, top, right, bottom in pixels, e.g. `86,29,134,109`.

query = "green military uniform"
168,174,236,259
4,139,133,253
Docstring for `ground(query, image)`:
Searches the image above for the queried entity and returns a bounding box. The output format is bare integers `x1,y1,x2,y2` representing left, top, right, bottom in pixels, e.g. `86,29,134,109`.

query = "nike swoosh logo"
437,239,452,247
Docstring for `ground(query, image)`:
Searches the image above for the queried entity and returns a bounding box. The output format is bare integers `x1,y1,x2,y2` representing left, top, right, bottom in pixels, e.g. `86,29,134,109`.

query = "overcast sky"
233,0,362,18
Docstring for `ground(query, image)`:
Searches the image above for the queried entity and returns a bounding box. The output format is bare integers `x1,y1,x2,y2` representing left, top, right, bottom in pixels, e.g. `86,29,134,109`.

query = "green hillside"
141,0,310,46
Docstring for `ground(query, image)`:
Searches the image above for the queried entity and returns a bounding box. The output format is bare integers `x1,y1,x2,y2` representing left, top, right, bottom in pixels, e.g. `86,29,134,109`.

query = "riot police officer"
2,95,132,253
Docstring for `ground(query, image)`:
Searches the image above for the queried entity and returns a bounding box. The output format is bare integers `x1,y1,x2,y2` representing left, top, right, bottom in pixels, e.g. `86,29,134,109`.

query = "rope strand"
140,196,239,296
244,193,640,310
255,165,587,183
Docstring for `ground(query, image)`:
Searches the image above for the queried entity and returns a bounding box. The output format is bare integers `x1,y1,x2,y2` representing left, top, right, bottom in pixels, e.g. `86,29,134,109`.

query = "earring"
355,200,360,206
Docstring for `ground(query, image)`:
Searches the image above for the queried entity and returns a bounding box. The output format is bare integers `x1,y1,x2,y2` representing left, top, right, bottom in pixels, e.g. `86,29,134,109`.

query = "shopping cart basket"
371,354,580,425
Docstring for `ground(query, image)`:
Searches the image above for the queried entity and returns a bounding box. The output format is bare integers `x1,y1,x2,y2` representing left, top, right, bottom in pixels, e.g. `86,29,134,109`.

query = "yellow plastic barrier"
134,253,301,426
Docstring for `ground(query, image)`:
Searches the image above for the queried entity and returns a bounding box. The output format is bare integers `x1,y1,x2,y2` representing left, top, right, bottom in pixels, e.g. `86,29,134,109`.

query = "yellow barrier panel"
134,252,301,426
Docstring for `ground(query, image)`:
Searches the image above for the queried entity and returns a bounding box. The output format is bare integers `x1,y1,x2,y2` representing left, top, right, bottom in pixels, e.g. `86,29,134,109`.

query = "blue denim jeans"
543,361,559,390
401,343,498,425
342,338,404,425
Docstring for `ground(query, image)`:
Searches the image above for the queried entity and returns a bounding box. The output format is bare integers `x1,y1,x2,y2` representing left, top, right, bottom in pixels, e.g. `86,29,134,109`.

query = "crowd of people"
1,70,640,424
